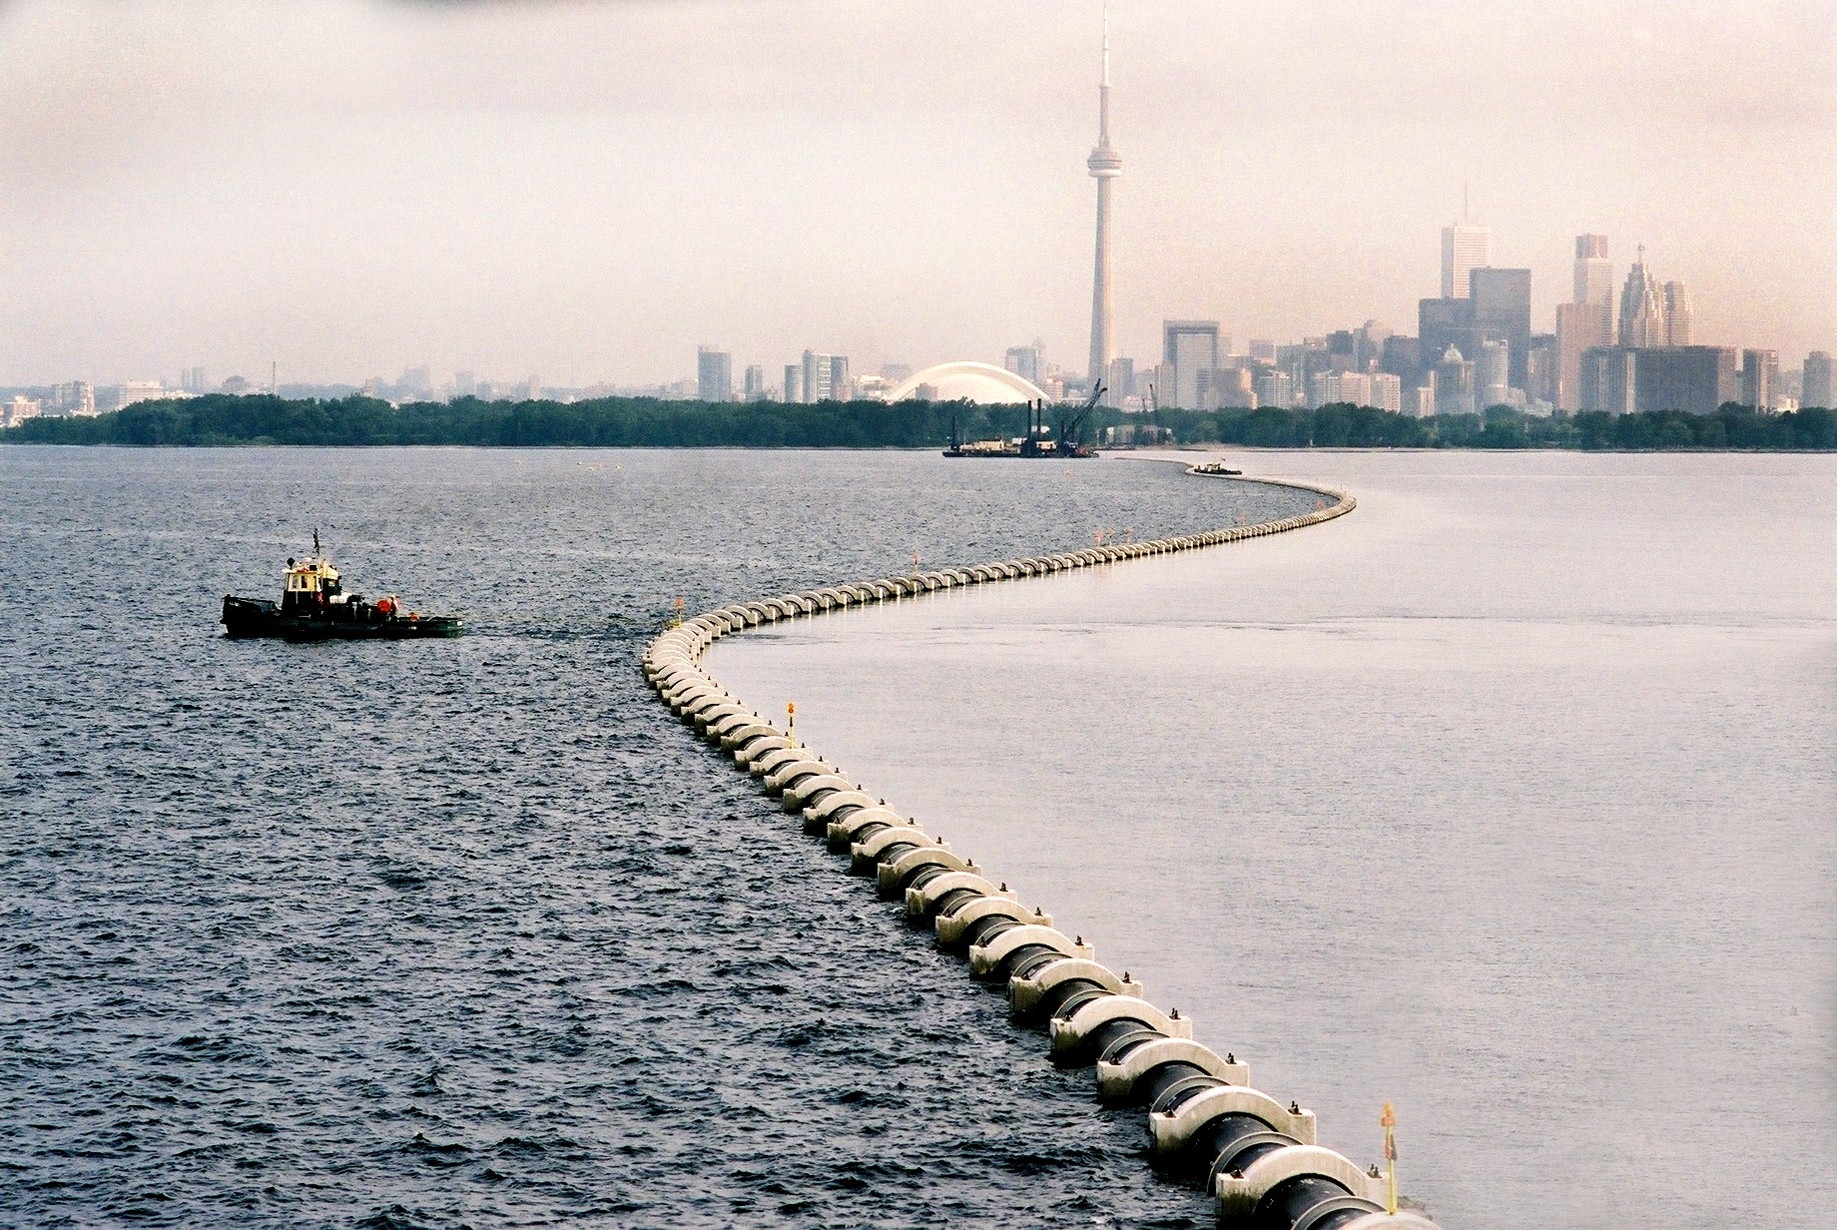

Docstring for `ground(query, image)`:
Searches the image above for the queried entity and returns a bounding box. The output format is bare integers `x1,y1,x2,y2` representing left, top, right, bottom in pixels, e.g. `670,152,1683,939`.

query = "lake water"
2,446,1323,1229
4,446,1830,1229
708,449,1837,1229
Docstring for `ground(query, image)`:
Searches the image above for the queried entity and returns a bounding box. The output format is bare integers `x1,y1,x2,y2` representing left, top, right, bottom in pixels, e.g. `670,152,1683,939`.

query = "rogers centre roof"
885,361,1049,405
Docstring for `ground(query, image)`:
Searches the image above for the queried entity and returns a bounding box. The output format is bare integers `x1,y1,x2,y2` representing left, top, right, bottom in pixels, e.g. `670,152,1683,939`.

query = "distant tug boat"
943,384,1102,460
221,533,463,641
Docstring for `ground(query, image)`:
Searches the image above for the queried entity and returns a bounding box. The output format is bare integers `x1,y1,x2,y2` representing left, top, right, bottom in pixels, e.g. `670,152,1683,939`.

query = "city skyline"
0,1,1831,386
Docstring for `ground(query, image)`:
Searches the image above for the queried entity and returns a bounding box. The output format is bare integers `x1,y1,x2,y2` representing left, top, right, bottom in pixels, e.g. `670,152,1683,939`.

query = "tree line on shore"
5,392,1833,451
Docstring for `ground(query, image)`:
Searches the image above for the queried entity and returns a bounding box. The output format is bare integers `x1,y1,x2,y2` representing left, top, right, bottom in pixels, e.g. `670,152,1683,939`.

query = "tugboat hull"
221,595,463,641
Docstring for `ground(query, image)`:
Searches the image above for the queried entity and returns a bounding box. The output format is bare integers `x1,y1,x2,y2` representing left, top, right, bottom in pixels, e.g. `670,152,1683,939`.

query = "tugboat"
221,532,463,641
1193,457,1243,476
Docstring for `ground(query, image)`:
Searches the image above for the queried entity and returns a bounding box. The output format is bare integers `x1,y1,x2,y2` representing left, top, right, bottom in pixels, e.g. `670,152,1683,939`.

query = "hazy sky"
1,0,1832,387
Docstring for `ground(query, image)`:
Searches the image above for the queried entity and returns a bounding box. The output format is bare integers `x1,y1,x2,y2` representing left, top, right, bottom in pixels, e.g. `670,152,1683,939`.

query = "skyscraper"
1441,221,1491,299
1433,346,1476,416
1105,357,1134,403
743,364,766,401
800,351,833,403
1804,351,1833,409
1618,247,1667,348
1557,234,1616,412
1253,368,1291,410
1163,320,1219,409
1005,343,1043,386
1573,234,1614,310
783,364,802,404
697,346,732,402
1086,8,1122,385
1469,267,1532,389
1477,339,1510,407
1663,282,1693,346
1741,349,1779,409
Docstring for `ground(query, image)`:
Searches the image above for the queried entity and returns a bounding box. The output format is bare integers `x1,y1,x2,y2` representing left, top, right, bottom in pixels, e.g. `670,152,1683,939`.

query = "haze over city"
1,0,1831,388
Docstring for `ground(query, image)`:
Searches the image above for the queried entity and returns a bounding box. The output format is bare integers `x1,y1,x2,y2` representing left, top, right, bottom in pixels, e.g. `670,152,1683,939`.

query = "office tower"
1409,383,1436,418
1248,339,1277,364
1574,234,1614,310
1741,350,1779,409
180,366,207,394
1005,343,1043,386
1162,320,1220,409
697,347,732,402
1105,356,1134,402
403,365,432,394
1526,335,1558,406
454,371,477,397
1419,297,1471,377
1304,371,1330,410
49,381,95,415
828,355,850,400
743,365,766,401
1804,352,1833,408
783,364,802,404
524,375,541,400
1581,345,1739,415
1469,267,1532,389
1254,368,1291,410
800,351,833,403
1441,222,1491,299
1477,339,1510,407
1648,347,1739,413
1556,300,1615,412
1381,335,1423,384
1354,321,1391,371
1205,366,1255,409
1580,348,1639,415
1370,372,1402,414
1433,346,1476,416
1086,10,1122,385
1618,247,1667,348
1334,371,1372,407
1663,282,1692,346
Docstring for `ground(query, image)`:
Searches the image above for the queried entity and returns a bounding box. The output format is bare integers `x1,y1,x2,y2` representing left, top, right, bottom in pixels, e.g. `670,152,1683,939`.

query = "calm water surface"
711,450,1837,1230
2,446,1322,1229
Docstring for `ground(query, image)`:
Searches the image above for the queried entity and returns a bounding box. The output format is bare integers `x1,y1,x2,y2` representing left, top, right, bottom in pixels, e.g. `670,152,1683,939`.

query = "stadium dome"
885,361,1048,405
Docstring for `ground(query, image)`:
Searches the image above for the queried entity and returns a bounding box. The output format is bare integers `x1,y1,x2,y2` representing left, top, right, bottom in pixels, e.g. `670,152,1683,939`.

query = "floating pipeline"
641,466,1445,1230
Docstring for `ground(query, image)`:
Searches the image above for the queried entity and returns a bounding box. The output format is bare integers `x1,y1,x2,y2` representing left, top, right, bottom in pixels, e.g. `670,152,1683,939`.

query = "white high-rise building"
1085,10,1122,385
1370,372,1402,414
1441,222,1492,299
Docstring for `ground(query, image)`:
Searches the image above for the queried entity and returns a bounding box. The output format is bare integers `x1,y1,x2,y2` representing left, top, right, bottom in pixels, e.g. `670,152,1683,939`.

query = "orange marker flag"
1380,1101,1398,1214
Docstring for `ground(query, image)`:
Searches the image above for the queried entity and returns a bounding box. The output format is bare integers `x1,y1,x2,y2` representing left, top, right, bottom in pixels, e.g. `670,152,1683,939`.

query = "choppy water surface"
0,447,1320,1229
712,450,1837,1230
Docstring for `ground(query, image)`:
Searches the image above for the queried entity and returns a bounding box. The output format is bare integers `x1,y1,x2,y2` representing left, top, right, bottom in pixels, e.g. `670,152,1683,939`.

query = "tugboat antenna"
313,527,321,557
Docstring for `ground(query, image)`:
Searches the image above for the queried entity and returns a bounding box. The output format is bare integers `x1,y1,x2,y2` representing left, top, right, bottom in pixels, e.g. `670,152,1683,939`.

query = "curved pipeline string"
642,468,1442,1230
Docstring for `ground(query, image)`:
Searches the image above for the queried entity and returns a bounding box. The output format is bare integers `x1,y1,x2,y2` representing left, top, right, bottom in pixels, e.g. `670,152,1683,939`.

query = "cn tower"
1085,5,1122,390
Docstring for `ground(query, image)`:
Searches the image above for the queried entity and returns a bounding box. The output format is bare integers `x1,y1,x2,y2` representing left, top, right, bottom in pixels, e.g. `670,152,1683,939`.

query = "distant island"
4,393,1832,451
